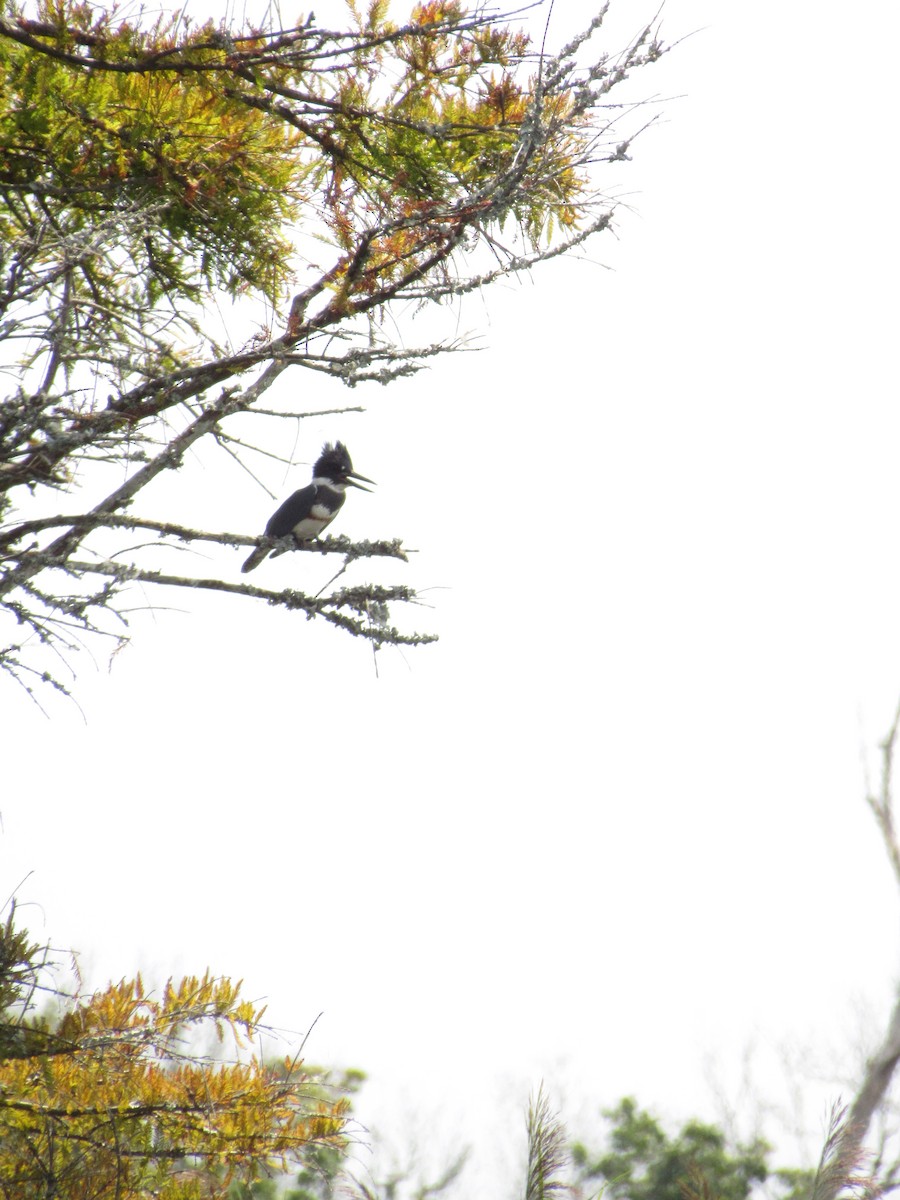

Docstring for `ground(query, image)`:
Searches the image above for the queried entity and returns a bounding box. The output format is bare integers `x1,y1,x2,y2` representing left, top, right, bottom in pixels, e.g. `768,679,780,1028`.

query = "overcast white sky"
3,0,900,1193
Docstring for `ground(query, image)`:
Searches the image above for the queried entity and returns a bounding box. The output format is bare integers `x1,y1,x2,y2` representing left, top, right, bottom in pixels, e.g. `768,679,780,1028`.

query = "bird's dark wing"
265,484,317,538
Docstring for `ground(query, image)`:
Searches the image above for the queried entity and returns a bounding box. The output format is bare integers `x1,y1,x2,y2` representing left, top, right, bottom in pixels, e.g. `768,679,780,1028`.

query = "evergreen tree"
0,0,666,700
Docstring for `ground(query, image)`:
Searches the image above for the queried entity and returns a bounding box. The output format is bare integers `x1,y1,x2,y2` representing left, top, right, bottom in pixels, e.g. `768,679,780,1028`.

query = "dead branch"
818,702,900,1200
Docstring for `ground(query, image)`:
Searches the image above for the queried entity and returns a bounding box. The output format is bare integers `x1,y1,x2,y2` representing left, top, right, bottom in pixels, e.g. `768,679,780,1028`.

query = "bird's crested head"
314,442,374,491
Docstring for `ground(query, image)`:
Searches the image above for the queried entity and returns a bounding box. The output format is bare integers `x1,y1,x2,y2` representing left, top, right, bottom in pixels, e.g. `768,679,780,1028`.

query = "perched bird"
241,441,374,573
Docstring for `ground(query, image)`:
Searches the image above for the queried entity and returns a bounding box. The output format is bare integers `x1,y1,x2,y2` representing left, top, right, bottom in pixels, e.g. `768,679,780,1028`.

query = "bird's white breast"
291,503,334,539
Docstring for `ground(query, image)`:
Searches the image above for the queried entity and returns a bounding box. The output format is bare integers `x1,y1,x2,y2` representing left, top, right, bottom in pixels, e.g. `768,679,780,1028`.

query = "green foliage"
776,1165,819,1200
0,903,40,1017
0,0,592,317
0,4,301,302
226,1138,346,1200
0,902,50,1058
572,1097,770,1200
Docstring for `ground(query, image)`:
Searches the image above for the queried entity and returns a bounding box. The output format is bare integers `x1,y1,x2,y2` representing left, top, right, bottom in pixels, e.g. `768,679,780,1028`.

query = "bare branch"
866,699,900,889
817,701,900,1200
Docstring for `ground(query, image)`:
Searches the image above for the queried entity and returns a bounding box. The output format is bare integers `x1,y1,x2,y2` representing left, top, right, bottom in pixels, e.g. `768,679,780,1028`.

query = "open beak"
346,471,375,492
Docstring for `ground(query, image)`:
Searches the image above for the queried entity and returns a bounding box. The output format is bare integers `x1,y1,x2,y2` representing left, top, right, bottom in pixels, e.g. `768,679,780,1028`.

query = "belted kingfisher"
241,441,374,573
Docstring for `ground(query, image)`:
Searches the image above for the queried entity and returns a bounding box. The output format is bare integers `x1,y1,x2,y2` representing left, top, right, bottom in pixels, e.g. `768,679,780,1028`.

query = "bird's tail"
241,543,269,573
